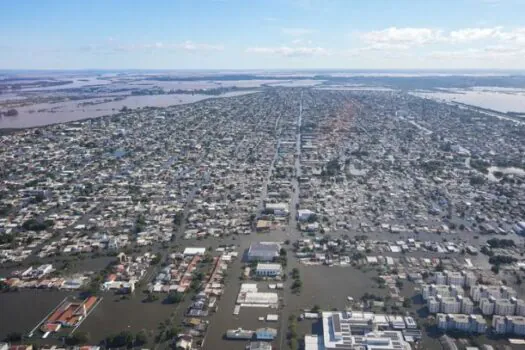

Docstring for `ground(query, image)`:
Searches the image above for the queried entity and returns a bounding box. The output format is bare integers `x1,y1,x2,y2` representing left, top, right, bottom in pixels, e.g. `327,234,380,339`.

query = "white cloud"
448,27,502,42
281,27,315,36
360,27,444,47
246,46,329,57
112,41,223,53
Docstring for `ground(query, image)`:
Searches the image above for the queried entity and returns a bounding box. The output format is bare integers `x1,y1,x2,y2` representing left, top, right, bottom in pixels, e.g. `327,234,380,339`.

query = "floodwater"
0,91,259,129
413,89,525,113
0,290,74,340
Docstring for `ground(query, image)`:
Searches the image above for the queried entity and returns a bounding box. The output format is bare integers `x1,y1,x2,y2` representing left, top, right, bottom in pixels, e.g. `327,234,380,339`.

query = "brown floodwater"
0,91,259,129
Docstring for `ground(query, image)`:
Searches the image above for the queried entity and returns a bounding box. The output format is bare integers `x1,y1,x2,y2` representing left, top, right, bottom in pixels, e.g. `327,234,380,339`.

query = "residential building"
445,271,464,287
514,298,525,316
480,297,495,316
495,299,515,316
461,298,474,314
440,296,461,314
492,315,525,335
463,271,477,288
437,313,487,333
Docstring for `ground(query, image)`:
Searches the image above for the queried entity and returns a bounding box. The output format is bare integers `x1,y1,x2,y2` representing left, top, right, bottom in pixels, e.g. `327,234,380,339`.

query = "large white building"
440,296,461,314
492,315,525,335
463,271,477,288
437,313,487,333
445,271,465,287
247,242,281,262
514,298,525,316
461,298,474,314
422,284,463,301
480,297,495,316
495,299,516,316
319,312,412,350
470,285,517,302
255,263,282,277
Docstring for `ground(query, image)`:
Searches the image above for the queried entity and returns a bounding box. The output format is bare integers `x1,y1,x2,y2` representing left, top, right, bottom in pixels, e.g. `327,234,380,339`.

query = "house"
183,247,206,256
175,334,193,350
297,209,315,222
247,242,281,262
255,328,278,340
256,263,283,277
249,342,272,350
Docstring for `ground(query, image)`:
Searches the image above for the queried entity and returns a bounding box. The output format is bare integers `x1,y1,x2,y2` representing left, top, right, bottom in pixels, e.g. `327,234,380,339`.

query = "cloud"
106,41,224,53
281,27,315,36
448,27,503,42
360,27,444,47
246,46,329,57
428,46,525,60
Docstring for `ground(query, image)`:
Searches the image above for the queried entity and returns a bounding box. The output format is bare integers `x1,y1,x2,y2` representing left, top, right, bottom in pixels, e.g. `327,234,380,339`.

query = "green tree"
66,331,90,345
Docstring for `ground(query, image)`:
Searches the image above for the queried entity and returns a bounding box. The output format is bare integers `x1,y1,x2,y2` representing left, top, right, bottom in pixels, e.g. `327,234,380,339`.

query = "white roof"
183,247,206,255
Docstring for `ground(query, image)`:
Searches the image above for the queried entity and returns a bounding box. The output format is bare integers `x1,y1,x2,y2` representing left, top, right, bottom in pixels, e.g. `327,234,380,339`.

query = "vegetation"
4,332,22,342
489,255,517,265
165,291,184,304
487,238,515,248
22,218,54,231
66,331,90,345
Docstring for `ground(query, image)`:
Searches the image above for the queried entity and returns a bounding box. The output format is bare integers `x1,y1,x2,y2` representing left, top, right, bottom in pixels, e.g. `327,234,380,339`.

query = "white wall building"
495,299,516,316
437,313,487,333
255,263,282,277
440,296,461,314
461,298,474,314
480,298,495,316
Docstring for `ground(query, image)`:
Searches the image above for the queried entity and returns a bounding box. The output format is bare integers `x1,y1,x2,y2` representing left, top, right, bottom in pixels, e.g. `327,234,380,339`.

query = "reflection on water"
0,91,259,129
414,89,525,113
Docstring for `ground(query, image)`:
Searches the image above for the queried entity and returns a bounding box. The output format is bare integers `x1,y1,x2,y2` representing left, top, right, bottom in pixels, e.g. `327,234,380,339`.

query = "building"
480,297,495,316
265,202,289,216
470,285,517,302
297,209,315,222
255,328,277,340
461,298,474,314
495,299,516,316
247,242,281,262
434,272,446,285
514,298,525,316
437,313,487,333
440,296,461,314
492,315,525,335
255,263,282,277
319,311,411,350
445,271,464,287
248,342,272,350
422,284,463,301
304,335,320,350
463,271,477,287
183,247,206,256
428,296,440,313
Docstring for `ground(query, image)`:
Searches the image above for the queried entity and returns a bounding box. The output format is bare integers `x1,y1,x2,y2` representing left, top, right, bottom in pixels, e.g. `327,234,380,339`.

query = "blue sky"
1,0,525,69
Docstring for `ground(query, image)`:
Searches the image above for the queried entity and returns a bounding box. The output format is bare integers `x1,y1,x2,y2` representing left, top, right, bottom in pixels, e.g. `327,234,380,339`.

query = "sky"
1,0,525,70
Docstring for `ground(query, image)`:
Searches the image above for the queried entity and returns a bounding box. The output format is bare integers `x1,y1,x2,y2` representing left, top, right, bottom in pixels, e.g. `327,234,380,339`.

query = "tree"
66,331,90,345
312,304,321,313
135,330,148,346
165,291,184,304
106,330,134,348
403,299,412,308
4,332,22,342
